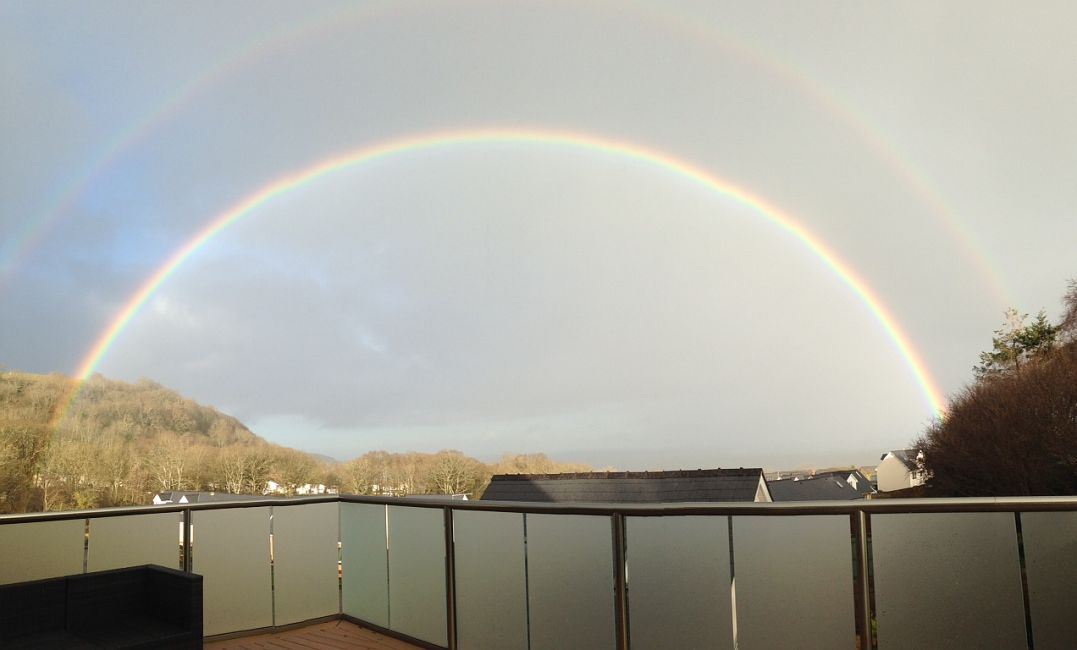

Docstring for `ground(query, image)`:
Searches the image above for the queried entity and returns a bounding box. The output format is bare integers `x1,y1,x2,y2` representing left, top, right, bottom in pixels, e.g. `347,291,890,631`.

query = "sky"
1,1,1075,469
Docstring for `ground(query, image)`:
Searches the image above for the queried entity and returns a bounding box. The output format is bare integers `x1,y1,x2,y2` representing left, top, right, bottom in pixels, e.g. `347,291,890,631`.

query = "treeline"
338,451,593,497
0,371,590,513
915,279,1077,496
0,372,322,513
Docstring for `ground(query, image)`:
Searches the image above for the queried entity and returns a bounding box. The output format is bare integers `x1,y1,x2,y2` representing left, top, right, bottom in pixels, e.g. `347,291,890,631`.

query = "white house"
876,449,925,492
264,481,335,495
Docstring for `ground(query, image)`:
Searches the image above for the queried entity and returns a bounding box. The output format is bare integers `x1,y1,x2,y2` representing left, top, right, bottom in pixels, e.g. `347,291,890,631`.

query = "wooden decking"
205,619,422,649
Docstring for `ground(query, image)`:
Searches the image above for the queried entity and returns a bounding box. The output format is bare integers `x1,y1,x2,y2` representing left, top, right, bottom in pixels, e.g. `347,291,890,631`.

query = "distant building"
812,469,876,497
876,449,925,492
264,481,336,496
404,494,469,501
764,468,876,497
768,475,863,501
481,468,772,503
152,491,271,505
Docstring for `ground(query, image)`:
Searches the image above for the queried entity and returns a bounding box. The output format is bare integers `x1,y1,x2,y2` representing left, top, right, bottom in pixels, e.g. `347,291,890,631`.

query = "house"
876,449,925,492
812,469,876,497
767,475,864,501
264,481,335,496
295,483,334,495
764,468,876,497
152,491,272,505
404,494,469,501
481,468,772,503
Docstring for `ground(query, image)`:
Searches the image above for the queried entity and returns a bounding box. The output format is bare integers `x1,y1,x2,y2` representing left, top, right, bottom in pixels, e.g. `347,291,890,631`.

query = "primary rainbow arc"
70,127,946,420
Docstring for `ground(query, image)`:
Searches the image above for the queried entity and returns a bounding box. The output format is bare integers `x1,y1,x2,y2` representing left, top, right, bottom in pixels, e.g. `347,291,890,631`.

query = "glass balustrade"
191,506,273,636
1,497,1075,648
87,512,181,572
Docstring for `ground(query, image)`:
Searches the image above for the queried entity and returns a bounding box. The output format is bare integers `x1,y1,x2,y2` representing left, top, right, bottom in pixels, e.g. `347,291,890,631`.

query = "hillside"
1,371,263,447
0,370,594,513
0,370,313,512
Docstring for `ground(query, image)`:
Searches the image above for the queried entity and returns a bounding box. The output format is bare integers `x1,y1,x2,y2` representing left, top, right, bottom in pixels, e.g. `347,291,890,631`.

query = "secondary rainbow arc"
68,127,946,423
2,4,1007,307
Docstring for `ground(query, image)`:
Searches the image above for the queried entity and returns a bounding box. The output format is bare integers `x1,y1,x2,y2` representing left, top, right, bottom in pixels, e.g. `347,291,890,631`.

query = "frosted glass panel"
87,513,180,572
732,515,854,649
872,512,1025,649
1019,511,1077,650
454,510,527,650
526,514,615,650
0,519,84,584
627,516,733,650
273,502,340,625
192,507,272,636
341,502,388,628
387,505,446,646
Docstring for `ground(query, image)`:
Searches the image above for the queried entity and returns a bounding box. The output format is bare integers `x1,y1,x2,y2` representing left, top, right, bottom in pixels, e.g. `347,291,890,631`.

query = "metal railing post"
612,512,629,650
444,506,457,650
182,507,193,573
856,510,873,650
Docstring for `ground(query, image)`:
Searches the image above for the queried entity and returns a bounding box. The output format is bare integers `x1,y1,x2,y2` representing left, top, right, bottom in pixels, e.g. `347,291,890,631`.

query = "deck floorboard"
205,619,422,650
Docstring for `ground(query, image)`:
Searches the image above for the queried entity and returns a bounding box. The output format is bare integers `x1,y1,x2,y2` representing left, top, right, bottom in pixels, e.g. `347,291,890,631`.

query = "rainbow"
65,128,946,425
0,1,390,291
628,0,1010,304
3,3,1008,309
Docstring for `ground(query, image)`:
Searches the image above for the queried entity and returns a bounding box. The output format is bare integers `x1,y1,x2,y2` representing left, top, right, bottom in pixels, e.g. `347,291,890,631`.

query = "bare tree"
426,450,481,495
270,449,318,495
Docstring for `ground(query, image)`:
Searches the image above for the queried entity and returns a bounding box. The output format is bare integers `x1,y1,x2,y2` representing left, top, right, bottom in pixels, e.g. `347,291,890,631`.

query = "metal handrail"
2,492,1073,650
2,493,1075,525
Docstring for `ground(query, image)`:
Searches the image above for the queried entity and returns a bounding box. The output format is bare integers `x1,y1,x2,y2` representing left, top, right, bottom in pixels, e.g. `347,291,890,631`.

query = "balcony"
1,495,1074,649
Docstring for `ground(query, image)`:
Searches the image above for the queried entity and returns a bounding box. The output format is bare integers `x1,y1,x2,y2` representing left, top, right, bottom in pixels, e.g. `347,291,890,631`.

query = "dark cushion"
77,614,197,649
0,576,67,642
0,564,202,649
4,629,99,649
67,567,152,632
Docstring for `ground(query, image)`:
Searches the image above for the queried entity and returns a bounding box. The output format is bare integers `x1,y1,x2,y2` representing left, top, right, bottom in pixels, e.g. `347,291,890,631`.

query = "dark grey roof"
481,469,765,503
886,449,922,472
154,491,271,504
812,470,876,495
767,476,863,501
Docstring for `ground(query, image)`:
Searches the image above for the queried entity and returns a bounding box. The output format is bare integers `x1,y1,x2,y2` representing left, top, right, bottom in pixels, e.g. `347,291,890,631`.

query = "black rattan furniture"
0,564,202,649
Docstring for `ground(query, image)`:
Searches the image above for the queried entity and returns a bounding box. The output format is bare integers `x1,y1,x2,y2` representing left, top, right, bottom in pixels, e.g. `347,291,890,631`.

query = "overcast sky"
2,1,1074,469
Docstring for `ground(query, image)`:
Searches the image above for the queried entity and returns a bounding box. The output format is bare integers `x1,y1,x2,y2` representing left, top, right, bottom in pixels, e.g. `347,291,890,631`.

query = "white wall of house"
755,476,773,502
876,452,925,492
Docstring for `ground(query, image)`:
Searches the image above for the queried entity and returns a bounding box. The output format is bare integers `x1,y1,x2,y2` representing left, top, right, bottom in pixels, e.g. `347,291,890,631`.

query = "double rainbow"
66,128,946,426
3,2,1007,308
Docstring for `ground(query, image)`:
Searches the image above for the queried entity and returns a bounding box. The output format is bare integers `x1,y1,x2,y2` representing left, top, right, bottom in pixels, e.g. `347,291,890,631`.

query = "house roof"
767,476,864,501
480,469,766,503
154,491,271,504
881,449,922,471
812,470,876,495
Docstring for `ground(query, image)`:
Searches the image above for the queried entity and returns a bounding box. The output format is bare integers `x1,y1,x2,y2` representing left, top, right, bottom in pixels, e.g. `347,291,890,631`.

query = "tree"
916,280,1077,496
975,309,1058,378
341,456,378,495
1061,279,1077,341
0,420,51,512
426,450,482,495
270,449,318,495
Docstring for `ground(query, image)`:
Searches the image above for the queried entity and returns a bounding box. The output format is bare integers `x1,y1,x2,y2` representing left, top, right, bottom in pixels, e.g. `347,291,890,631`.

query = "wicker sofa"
0,564,202,649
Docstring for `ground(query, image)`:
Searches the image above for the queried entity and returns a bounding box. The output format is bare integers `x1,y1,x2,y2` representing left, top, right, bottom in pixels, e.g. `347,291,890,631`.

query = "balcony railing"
1,495,1075,649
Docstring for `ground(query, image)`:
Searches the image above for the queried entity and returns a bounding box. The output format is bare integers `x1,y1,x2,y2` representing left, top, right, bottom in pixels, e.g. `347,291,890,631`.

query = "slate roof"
880,449,922,471
154,491,272,504
480,469,766,503
812,470,876,496
767,476,863,501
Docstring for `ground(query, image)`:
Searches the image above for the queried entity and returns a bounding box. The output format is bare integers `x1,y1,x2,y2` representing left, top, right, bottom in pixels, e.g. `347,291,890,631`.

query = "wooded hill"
0,370,590,513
